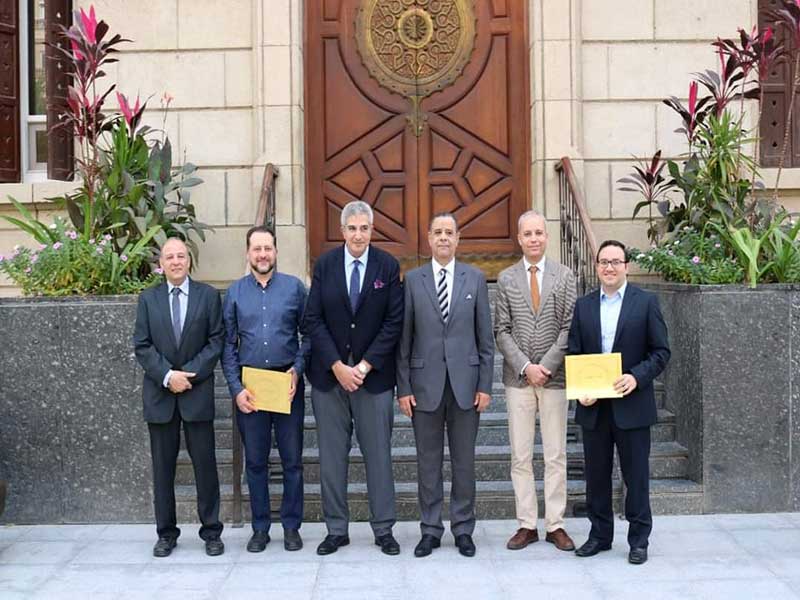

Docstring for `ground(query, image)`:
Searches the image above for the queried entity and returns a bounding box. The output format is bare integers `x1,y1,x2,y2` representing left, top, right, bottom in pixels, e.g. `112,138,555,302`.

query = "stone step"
175,440,689,486
186,408,677,451
174,478,704,523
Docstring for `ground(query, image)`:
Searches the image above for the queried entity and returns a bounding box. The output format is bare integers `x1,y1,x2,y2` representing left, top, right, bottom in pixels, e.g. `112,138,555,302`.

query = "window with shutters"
759,0,800,168
0,0,72,184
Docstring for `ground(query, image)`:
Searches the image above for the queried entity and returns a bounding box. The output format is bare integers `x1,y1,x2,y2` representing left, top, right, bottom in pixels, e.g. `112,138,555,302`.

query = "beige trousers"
506,385,569,532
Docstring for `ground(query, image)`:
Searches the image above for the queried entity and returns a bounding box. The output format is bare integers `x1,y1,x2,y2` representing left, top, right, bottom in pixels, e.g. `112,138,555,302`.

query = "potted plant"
617,1,800,514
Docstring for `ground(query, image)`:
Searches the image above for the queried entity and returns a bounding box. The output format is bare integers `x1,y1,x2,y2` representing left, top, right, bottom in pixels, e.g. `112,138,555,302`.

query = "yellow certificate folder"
242,366,291,414
565,353,623,400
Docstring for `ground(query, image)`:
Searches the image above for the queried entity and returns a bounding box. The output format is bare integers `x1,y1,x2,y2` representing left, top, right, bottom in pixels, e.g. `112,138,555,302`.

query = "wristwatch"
356,363,368,376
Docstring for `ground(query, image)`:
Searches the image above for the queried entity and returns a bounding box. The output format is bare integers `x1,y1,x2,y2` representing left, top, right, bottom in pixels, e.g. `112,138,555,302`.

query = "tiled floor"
1,514,799,599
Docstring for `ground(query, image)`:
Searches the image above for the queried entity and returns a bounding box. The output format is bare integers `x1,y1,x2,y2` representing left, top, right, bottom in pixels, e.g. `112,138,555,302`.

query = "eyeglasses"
597,259,626,268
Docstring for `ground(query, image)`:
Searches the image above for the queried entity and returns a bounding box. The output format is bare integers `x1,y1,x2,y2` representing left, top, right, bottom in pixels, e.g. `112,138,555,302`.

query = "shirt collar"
168,277,190,296
344,244,369,268
247,271,276,288
601,281,627,302
432,257,455,278
522,255,546,273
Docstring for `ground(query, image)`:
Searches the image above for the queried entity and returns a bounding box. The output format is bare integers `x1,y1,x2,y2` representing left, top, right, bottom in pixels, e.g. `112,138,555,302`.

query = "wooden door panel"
306,0,529,275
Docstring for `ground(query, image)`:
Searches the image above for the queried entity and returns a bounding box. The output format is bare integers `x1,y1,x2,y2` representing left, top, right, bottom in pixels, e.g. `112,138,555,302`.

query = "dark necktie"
171,287,182,343
437,268,449,321
349,259,361,312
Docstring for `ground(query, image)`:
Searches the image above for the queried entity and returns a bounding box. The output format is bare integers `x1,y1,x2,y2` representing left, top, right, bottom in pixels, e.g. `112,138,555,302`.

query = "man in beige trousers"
494,210,577,552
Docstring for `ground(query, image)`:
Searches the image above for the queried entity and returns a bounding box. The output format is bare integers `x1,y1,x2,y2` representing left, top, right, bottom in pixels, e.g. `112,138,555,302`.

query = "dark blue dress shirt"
222,272,309,399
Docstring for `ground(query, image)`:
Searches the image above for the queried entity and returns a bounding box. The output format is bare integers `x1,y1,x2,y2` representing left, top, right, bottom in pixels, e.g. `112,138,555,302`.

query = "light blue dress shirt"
344,245,369,294
600,281,627,354
163,277,190,387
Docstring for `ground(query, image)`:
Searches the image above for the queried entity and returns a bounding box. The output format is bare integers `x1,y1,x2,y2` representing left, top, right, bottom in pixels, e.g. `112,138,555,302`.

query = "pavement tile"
764,556,800,579
0,564,59,593
645,530,744,557
686,579,800,599
70,541,155,565
713,513,795,530
491,556,593,585
222,562,320,590
729,527,800,555
504,582,605,600
0,541,81,564
652,514,722,532
21,524,108,541
0,526,31,544
34,564,146,596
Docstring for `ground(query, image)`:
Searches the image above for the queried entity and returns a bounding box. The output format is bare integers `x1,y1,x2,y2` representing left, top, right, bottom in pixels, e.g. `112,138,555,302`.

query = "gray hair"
340,201,374,227
517,209,546,231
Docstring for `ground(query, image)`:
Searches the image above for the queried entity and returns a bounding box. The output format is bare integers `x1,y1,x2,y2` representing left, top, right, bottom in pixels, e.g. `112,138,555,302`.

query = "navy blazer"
133,279,224,424
567,284,670,430
303,244,404,393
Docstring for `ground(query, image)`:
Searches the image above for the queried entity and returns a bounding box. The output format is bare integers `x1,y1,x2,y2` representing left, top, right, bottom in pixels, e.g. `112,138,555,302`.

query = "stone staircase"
175,371,703,523
175,285,703,524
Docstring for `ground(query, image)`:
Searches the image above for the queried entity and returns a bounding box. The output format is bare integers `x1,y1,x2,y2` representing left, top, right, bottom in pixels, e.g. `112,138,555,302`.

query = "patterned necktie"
171,287,182,343
529,265,540,312
349,259,361,312
437,268,449,321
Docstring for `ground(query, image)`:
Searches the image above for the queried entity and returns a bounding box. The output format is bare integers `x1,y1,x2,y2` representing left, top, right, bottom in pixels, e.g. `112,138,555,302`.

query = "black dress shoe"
153,537,177,558
316,534,350,555
455,534,476,557
247,530,270,553
575,539,612,557
375,533,400,555
414,534,441,557
284,529,303,551
205,537,225,556
628,547,648,565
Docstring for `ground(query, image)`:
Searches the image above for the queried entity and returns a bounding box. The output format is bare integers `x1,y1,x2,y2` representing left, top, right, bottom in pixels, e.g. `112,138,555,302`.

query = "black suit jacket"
303,245,403,393
133,279,224,423
568,284,670,430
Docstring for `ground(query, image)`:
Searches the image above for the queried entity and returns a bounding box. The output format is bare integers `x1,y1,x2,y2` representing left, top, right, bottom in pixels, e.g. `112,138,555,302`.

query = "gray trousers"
311,385,396,536
412,376,480,538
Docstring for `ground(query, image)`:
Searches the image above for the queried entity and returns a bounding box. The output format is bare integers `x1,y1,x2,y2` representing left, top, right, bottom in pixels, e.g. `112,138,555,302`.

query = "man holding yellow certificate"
568,240,670,566
222,226,309,553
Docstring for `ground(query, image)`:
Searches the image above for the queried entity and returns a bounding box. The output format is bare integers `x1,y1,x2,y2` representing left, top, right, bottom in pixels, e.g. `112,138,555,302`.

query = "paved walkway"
1,513,799,599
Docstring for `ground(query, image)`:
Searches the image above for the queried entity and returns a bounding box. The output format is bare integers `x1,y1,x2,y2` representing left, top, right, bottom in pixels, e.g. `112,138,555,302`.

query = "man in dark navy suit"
303,200,404,556
133,237,225,558
568,240,670,565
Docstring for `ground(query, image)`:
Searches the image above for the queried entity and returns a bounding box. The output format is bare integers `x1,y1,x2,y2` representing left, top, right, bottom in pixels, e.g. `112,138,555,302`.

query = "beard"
250,260,274,275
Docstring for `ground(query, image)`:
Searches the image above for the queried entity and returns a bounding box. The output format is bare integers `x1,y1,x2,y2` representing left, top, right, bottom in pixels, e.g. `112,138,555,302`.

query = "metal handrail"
231,163,280,528
555,157,599,296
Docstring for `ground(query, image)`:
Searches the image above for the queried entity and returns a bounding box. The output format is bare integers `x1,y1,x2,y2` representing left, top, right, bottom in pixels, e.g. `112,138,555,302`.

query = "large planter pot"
0,295,152,524
648,283,800,513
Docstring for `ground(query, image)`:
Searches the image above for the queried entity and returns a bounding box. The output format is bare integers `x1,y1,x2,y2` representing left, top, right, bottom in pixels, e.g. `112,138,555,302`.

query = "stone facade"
0,0,786,295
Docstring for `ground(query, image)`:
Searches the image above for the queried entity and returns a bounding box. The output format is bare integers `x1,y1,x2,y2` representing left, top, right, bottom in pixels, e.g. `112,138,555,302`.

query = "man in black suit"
568,240,670,565
133,237,225,557
304,200,404,556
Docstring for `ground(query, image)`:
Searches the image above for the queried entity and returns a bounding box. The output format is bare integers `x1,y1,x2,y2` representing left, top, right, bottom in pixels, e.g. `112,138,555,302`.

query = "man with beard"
222,226,309,552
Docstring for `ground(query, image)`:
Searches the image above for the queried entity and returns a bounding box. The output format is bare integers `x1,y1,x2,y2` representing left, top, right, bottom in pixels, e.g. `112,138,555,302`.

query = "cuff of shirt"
163,370,173,388
520,361,531,378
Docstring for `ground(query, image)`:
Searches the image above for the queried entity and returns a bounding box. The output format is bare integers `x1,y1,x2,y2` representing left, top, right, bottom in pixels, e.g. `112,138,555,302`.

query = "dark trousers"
148,406,223,541
412,375,481,538
582,401,652,549
237,378,304,532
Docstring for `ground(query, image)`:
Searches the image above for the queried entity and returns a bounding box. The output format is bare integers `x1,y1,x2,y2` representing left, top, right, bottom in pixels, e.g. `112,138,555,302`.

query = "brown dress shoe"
506,528,539,550
545,528,575,551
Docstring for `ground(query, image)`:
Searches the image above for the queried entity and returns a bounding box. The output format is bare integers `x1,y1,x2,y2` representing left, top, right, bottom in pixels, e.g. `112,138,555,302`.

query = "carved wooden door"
305,0,529,275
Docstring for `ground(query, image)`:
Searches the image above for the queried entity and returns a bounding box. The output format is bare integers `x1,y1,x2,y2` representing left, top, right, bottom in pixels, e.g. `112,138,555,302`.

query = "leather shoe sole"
153,538,177,558
317,535,350,556
628,547,648,565
414,535,441,557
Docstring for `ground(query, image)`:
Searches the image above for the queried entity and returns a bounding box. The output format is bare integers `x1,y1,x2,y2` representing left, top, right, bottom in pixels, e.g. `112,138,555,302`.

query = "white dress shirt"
164,277,190,388
600,281,627,354
344,244,369,294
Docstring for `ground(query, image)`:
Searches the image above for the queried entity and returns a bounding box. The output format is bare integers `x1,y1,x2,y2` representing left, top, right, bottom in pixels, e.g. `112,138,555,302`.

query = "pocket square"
373,279,385,289
466,293,473,299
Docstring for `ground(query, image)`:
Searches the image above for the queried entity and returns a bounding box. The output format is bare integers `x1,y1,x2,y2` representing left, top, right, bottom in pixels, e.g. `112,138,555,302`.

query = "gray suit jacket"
396,261,494,411
494,257,576,389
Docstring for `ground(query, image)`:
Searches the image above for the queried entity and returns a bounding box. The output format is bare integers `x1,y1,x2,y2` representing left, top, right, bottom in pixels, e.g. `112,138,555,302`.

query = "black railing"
231,163,279,528
555,157,599,296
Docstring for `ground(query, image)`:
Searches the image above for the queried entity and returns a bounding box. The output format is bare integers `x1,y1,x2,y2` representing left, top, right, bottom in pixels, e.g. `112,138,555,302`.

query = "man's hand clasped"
524,363,551,387
168,371,196,394
333,360,369,393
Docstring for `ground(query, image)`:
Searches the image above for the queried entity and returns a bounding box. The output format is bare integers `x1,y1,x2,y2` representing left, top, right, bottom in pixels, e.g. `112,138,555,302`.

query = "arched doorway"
305,0,530,276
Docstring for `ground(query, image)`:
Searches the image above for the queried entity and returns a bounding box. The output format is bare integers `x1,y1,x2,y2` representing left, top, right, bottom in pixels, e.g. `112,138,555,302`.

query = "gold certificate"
242,367,292,414
565,353,623,400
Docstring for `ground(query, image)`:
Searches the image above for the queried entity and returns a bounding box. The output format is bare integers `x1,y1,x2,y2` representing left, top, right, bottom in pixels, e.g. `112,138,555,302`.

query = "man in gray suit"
495,210,577,552
397,212,494,558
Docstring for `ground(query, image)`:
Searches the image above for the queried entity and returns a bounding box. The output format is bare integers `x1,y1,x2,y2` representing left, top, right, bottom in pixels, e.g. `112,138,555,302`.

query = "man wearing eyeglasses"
567,240,670,565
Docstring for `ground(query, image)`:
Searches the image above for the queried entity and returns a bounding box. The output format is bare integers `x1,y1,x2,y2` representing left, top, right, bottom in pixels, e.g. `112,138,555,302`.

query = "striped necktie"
437,268,449,321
